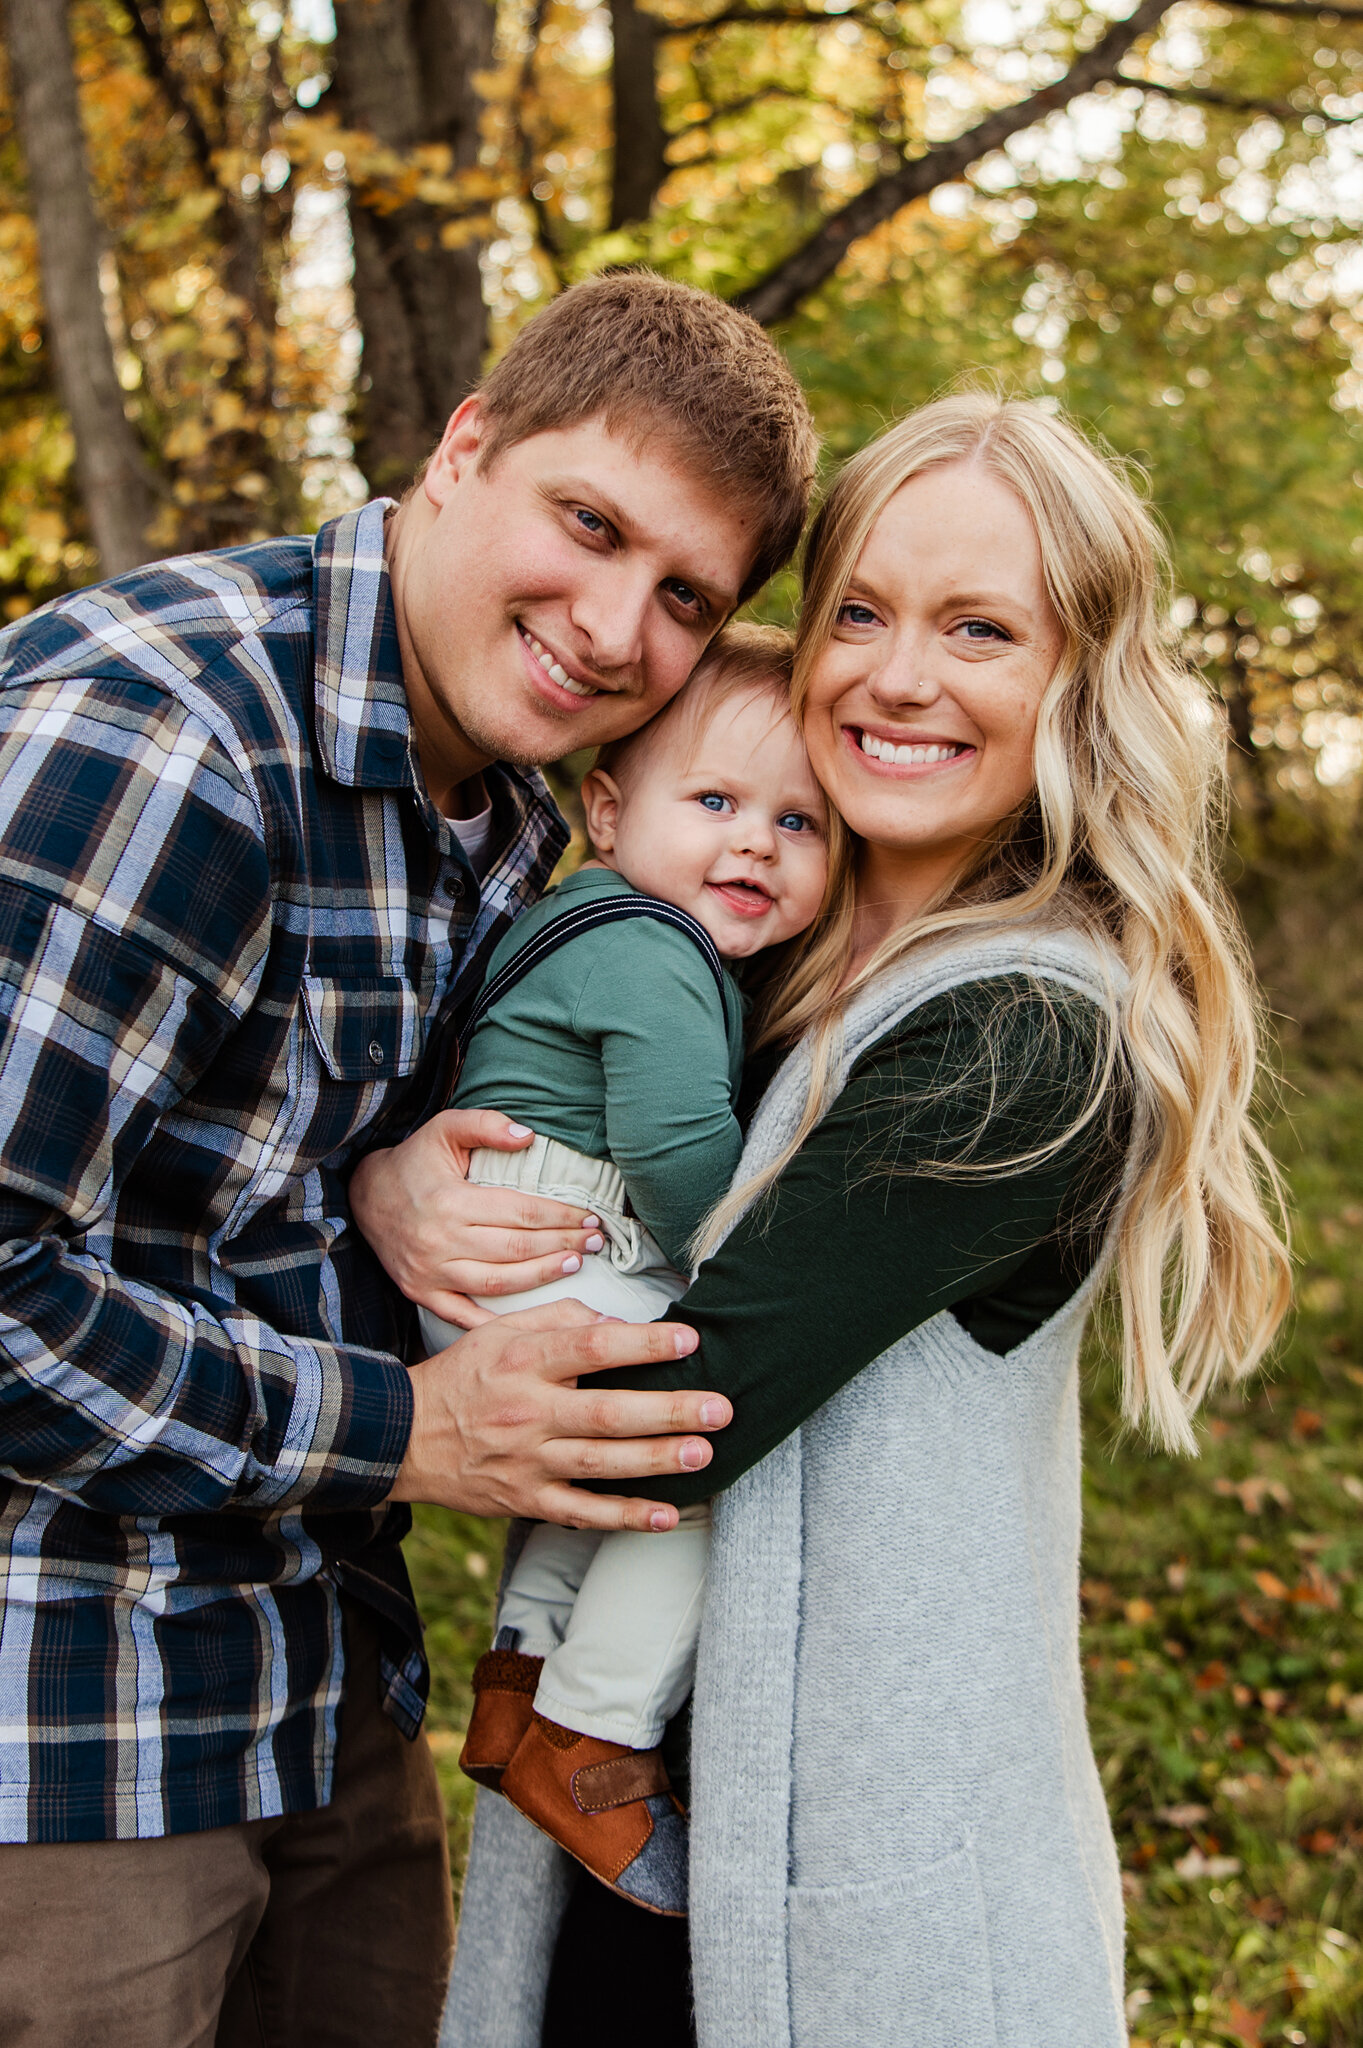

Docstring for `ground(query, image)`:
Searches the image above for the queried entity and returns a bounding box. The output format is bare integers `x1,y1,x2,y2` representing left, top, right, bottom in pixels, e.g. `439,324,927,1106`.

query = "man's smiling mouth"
517,622,600,699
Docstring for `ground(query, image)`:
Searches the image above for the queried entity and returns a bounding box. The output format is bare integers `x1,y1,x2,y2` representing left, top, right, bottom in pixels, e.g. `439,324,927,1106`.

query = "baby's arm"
573,923,742,1269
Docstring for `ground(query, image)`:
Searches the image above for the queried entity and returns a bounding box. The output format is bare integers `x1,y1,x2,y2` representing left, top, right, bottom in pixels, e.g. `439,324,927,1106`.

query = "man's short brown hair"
475,273,818,604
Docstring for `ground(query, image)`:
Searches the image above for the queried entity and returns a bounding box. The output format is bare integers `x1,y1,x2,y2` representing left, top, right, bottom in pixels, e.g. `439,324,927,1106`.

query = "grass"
404,1057,1363,2046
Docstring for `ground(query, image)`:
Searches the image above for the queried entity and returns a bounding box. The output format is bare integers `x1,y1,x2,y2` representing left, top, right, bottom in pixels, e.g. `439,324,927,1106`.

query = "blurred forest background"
3,0,1363,2040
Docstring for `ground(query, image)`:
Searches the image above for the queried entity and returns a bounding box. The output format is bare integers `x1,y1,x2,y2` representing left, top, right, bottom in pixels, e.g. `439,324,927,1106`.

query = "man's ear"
580,768,622,855
423,397,484,507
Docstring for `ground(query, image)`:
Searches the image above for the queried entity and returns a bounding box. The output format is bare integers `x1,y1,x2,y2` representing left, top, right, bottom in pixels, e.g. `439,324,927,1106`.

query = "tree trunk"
332,0,494,495
609,0,666,228
3,0,155,574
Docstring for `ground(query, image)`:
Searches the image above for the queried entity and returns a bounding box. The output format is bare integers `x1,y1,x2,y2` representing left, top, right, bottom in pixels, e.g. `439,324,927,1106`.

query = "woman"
397,393,1289,2046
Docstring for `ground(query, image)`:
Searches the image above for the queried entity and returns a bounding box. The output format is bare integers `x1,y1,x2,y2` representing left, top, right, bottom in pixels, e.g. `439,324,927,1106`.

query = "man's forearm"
0,1230,414,1517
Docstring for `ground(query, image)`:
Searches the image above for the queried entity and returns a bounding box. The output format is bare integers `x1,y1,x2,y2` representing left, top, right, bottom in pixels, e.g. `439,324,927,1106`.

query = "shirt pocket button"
368,1039,385,1065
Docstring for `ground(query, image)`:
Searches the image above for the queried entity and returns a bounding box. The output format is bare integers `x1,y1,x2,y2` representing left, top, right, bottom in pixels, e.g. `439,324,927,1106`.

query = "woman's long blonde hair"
700,390,1291,1453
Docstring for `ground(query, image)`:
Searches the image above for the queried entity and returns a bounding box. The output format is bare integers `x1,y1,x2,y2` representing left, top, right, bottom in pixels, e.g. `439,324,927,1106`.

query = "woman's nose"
868,641,943,710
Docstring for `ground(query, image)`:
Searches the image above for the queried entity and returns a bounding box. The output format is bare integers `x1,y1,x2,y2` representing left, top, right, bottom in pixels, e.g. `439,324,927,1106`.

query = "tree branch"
123,0,221,178
1221,0,1363,19
659,4,885,35
1128,73,1363,125
735,0,1173,324
667,84,815,139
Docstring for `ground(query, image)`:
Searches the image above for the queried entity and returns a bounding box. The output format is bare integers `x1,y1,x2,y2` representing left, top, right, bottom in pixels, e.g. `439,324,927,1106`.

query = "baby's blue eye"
698,793,728,812
778,811,812,832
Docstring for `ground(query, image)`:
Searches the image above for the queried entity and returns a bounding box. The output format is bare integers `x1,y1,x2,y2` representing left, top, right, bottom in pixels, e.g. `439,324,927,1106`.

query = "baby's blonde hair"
697,391,1291,1455
593,622,797,796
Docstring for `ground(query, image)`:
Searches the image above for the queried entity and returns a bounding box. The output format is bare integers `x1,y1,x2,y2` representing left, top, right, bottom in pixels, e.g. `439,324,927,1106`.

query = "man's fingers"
533,1484,682,1534
537,1316,704,1380
448,1190,602,1238
541,1429,715,1482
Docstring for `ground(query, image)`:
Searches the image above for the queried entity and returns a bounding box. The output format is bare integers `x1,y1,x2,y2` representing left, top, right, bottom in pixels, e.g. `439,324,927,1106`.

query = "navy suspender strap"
465,892,726,1036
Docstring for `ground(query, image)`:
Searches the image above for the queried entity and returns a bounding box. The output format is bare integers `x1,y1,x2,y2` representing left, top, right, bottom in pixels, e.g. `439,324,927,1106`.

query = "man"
0,273,817,2044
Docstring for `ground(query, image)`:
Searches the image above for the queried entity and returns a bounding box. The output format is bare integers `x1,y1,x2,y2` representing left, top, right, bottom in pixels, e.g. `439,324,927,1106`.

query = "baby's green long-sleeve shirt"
452,866,745,1267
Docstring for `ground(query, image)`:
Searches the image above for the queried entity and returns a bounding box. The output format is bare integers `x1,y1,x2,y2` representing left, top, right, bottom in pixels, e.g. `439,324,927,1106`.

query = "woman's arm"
588,975,1127,1505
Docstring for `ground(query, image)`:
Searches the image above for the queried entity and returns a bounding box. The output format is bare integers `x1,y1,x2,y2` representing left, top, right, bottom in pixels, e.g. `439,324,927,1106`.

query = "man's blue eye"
698,793,727,812
576,509,606,535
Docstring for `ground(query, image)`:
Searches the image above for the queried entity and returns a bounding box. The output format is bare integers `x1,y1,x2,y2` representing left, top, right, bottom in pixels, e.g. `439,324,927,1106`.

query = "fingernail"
674,1327,698,1355
650,1510,671,1532
582,1214,601,1229
561,1254,582,1274
680,1439,706,1470
700,1399,727,1427
507,1122,533,1139
584,1233,605,1254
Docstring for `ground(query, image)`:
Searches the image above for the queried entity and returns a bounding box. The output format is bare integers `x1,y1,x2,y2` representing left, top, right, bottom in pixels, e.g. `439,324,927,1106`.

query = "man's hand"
350,1109,606,1326
387,1299,727,1531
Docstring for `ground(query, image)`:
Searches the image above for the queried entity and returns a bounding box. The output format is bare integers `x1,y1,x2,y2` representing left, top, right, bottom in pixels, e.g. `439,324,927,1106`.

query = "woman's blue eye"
962,617,1007,640
698,793,729,812
839,602,878,627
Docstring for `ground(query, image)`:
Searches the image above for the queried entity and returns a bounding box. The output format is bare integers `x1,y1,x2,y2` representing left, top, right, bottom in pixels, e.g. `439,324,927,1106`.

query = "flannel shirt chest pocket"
300,974,424,1083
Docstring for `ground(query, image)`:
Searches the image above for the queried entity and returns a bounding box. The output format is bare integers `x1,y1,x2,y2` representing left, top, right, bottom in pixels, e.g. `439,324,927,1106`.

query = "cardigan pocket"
786,1842,999,2048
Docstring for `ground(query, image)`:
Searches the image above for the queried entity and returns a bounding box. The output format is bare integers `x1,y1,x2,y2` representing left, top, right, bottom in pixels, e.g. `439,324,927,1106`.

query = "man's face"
387,401,759,806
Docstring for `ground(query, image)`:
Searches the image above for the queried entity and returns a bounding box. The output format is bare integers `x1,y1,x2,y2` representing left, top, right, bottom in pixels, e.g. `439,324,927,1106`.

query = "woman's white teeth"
523,627,597,697
859,732,962,765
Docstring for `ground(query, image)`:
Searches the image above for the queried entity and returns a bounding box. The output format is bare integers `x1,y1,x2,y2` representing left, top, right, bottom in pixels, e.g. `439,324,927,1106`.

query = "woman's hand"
388,1298,729,1530
349,1108,606,1327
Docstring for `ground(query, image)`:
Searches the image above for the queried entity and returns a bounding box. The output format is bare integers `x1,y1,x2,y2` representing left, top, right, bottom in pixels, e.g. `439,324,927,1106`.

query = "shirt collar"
311,497,411,790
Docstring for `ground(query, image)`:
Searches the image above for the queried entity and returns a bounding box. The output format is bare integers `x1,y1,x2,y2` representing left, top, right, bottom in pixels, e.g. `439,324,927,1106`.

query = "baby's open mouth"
708,879,772,914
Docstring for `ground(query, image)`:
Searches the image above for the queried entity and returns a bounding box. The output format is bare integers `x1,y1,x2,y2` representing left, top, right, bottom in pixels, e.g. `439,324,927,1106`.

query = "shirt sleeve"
587,977,1124,1505
572,923,744,1267
0,676,413,1519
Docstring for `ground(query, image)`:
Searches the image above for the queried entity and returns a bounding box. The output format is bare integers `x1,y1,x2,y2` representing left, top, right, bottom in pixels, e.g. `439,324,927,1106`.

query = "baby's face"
585,685,829,959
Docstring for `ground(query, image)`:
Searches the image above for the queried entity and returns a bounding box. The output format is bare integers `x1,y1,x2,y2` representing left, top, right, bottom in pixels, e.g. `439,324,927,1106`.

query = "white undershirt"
445,783,495,880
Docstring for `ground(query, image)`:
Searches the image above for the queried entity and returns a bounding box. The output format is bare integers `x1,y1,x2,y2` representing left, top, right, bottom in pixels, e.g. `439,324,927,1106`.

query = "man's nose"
569,567,650,676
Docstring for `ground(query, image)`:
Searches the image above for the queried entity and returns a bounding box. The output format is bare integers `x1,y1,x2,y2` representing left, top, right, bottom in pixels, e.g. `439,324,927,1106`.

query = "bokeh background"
4,2,1363,2040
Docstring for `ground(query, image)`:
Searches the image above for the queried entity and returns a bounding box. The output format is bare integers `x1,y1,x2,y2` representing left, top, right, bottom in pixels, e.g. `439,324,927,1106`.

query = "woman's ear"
580,768,622,855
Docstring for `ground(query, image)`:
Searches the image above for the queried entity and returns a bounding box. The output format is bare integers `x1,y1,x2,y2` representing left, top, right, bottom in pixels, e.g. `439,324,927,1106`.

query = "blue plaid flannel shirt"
0,500,567,1842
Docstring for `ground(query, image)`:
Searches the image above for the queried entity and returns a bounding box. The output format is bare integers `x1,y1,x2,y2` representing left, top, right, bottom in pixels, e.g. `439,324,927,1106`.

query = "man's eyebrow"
550,474,741,614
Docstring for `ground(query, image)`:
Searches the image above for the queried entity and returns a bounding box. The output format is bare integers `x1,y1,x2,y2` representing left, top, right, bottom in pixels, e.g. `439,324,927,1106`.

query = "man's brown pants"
0,1601,455,2048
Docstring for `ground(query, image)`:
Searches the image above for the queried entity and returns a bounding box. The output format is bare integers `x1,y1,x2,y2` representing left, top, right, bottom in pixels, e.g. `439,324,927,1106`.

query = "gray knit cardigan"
441,929,1129,2048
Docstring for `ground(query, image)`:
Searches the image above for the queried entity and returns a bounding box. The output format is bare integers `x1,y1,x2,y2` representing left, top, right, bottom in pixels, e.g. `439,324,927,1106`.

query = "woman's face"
803,458,1064,921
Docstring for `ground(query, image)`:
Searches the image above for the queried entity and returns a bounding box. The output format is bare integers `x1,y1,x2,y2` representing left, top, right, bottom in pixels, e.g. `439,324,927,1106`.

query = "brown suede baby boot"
499,1714,688,1917
459,1649,544,1791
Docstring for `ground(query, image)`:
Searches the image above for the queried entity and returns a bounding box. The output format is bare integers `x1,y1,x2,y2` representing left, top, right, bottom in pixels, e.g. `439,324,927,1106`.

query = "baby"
419,624,827,1916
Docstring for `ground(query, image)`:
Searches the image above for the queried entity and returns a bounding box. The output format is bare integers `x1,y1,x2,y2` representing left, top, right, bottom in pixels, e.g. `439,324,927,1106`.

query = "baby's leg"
532,1503,711,1751
495,1523,603,1658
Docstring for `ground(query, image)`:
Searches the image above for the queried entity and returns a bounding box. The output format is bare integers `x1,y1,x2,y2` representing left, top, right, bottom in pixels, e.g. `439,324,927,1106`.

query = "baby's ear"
579,768,622,853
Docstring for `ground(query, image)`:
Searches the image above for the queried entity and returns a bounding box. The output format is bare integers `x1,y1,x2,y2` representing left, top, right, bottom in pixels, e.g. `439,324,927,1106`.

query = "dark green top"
590,975,1127,1507
453,867,745,1266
